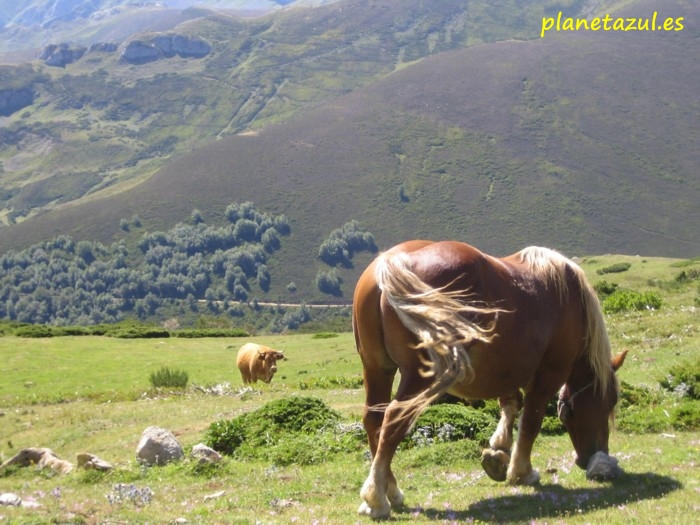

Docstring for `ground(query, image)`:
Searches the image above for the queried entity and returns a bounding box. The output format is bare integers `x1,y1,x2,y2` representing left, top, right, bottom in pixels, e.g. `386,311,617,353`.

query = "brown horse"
353,240,627,519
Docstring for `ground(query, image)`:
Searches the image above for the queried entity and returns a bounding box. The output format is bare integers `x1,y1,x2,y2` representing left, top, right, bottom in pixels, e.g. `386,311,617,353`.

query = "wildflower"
106,483,154,507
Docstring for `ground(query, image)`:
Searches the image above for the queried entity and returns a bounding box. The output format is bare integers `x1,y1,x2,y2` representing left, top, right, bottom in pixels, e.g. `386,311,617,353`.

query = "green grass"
0,328,698,523
1,257,699,523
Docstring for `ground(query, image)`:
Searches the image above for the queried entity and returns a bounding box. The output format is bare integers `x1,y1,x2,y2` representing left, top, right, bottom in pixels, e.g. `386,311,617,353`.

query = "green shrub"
205,396,342,458
593,280,619,297
149,367,189,389
311,332,339,339
298,375,363,389
401,439,482,468
205,417,248,455
675,269,700,283
603,289,663,313
107,327,171,338
618,380,665,408
659,358,700,400
596,262,632,275
616,405,674,433
404,404,496,448
672,401,700,430
173,328,248,338
15,325,55,338
615,374,699,432
259,429,365,466
53,326,90,336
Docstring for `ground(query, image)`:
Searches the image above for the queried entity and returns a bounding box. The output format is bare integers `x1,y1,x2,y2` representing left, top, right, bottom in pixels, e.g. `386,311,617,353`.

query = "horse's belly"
448,356,536,400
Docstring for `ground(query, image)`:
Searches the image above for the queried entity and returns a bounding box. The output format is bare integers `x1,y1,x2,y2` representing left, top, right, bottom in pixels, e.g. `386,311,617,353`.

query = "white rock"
0,493,22,506
586,451,622,480
136,426,184,466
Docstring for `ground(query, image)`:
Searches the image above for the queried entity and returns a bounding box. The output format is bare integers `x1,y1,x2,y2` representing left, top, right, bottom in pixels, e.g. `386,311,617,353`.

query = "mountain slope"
2,0,554,224
1,0,699,305
2,0,697,304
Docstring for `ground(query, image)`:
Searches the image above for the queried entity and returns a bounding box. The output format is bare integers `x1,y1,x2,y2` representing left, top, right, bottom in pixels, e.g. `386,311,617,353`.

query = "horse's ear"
612,350,628,372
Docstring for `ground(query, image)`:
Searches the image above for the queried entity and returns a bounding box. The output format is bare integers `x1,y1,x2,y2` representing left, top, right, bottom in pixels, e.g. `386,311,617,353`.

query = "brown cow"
236,343,285,384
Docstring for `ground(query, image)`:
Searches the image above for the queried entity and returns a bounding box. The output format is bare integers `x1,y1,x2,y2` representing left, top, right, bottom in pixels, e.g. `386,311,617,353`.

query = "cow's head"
258,349,285,383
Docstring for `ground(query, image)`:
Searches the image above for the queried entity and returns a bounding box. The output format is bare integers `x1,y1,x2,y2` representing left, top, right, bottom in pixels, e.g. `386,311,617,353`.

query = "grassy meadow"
0,254,699,524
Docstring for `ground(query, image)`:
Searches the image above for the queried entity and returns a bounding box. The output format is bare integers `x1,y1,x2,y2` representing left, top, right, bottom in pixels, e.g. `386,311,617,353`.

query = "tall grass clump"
149,366,189,389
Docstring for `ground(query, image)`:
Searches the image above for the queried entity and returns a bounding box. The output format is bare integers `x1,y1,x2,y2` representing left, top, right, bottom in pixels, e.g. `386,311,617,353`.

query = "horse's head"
558,350,628,469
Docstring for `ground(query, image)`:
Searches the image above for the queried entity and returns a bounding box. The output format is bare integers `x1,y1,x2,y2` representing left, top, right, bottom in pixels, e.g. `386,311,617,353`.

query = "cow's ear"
258,353,267,360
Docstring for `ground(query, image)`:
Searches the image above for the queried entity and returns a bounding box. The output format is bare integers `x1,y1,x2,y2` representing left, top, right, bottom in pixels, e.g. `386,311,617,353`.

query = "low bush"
404,404,496,448
298,375,363,389
205,396,346,462
311,332,339,339
672,401,700,430
149,367,189,389
173,328,248,338
107,327,171,338
596,262,632,275
659,358,700,400
593,280,619,297
602,289,662,313
618,380,665,408
616,405,676,433
15,325,55,337
401,439,482,467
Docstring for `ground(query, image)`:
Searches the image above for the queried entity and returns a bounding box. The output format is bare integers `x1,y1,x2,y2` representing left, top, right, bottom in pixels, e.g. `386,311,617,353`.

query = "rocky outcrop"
89,42,119,53
0,87,34,117
38,44,87,67
120,33,211,64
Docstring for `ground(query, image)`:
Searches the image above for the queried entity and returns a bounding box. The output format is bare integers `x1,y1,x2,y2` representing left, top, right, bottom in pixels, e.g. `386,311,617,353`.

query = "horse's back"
359,240,588,399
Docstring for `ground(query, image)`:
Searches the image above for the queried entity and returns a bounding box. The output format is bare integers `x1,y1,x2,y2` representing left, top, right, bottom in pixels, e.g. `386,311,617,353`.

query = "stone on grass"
586,451,622,480
191,443,222,465
77,453,113,471
136,426,184,466
0,493,22,506
0,448,73,474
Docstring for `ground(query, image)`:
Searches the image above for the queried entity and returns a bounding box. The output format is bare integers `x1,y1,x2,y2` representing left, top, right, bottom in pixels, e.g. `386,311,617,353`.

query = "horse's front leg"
506,390,551,485
481,391,522,481
359,399,413,520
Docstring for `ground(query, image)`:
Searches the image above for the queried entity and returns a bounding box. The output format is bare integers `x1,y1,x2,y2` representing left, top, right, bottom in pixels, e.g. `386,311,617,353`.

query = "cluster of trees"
0,202,290,326
315,220,377,296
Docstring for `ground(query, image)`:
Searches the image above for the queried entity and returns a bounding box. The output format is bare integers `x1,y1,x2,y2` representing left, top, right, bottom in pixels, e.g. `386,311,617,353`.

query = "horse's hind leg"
358,366,402,519
481,392,522,481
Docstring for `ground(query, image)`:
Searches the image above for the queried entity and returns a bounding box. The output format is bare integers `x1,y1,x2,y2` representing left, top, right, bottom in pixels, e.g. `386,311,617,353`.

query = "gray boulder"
136,426,184,466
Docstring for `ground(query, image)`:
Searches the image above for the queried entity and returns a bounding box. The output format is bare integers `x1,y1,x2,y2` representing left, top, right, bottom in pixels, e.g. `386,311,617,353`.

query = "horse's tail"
519,247,613,395
374,251,502,415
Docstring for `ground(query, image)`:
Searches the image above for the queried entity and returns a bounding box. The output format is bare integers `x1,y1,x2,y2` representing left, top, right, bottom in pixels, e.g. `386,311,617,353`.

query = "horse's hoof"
358,501,391,520
507,469,541,486
481,449,510,482
387,486,405,509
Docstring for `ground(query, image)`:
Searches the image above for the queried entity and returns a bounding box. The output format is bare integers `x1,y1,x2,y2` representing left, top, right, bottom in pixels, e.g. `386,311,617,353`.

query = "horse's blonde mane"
519,246,613,395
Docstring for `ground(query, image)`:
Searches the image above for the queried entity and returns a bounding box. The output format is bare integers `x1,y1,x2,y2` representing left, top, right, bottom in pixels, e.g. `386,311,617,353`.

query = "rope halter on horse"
557,381,594,423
